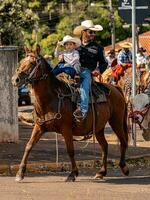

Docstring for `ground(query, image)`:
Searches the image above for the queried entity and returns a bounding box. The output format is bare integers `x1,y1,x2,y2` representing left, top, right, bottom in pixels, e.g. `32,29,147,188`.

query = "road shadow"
0,122,150,166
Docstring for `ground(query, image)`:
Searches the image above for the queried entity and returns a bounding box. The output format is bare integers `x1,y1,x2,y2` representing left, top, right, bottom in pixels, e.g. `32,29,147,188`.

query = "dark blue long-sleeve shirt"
77,41,108,74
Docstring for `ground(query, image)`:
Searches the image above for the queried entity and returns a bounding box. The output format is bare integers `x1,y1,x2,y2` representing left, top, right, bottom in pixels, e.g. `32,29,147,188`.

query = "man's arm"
97,46,108,74
117,52,123,65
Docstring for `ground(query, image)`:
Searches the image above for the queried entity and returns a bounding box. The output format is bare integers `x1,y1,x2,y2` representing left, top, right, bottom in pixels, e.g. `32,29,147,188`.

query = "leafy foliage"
0,0,149,59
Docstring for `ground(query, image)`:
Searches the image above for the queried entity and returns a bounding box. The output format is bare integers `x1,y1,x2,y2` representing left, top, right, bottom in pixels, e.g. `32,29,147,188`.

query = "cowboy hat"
73,20,103,36
119,42,132,48
60,35,81,47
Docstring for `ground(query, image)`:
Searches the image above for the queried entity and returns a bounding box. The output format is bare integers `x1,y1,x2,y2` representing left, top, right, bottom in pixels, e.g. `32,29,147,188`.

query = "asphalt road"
0,167,150,200
0,106,149,200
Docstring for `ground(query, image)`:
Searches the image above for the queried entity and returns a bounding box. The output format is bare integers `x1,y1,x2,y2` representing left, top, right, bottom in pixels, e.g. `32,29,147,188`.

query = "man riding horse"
73,20,108,121
112,42,132,83
12,44,129,182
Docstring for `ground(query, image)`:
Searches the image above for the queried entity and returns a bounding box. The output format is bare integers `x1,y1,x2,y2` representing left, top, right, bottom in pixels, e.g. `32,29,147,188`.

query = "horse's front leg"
94,129,108,179
15,124,43,182
63,131,78,182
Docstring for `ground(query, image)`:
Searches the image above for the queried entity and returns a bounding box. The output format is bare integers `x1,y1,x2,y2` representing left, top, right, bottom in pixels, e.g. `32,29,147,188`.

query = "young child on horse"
52,35,81,79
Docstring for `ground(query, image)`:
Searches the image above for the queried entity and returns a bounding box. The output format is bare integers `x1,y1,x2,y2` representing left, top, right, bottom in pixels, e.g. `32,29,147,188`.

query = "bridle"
17,55,48,85
129,104,150,127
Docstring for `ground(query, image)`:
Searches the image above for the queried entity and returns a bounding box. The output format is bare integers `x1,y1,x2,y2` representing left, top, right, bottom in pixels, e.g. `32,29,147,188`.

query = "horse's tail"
123,102,129,144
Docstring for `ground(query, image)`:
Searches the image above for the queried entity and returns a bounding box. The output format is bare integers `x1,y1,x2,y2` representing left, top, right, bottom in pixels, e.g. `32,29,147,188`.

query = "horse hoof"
15,175,24,182
93,173,103,179
121,165,129,176
66,176,76,182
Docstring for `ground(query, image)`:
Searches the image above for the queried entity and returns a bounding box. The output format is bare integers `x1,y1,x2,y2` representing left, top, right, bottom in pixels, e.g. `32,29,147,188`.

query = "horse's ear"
32,44,41,56
24,46,30,55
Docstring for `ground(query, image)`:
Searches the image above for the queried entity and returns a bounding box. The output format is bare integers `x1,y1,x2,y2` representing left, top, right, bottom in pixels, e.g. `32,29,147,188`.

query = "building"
104,31,150,55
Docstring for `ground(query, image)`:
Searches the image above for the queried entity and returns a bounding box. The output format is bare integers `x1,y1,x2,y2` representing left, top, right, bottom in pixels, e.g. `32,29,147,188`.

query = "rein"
35,89,73,127
29,61,48,84
23,56,49,85
19,55,75,127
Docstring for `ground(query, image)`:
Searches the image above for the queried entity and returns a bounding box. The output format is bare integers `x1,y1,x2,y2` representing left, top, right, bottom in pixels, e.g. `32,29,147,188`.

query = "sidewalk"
0,117,150,175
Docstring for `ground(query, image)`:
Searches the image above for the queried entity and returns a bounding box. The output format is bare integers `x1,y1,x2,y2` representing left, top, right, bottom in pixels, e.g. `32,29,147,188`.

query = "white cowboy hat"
119,42,132,49
73,20,103,36
60,35,81,47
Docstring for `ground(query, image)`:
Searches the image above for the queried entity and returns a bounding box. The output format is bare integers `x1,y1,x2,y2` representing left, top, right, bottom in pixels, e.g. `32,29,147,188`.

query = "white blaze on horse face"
132,93,150,129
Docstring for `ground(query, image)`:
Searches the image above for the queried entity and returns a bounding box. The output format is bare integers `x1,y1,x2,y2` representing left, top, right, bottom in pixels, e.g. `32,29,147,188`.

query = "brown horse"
12,45,129,182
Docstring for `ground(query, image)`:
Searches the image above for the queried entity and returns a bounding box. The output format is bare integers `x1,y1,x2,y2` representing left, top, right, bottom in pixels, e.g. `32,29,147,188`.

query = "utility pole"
0,33,2,46
0,20,2,45
132,0,137,147
132,0,136,98
61,3,64,13
70,0,73,13
109,0,115,51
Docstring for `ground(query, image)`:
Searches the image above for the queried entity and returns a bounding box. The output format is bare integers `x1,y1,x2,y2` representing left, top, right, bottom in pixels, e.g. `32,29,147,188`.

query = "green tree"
0,0,149,59
0,0,39,45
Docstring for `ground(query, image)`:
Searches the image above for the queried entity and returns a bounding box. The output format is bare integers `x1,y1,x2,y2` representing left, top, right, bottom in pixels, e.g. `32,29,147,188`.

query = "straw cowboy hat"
73,20,103,36
119,42,132,48
60,35,81,47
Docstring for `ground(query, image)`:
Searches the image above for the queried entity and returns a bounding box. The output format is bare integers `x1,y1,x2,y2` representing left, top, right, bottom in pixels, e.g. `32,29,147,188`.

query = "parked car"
18,85,31,106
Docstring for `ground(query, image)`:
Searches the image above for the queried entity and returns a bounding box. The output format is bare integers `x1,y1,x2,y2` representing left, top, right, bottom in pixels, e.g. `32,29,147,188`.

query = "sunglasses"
87,30,96,35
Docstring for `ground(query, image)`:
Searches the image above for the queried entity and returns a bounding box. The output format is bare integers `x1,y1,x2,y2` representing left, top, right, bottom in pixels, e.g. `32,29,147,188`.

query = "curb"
0,154,150,175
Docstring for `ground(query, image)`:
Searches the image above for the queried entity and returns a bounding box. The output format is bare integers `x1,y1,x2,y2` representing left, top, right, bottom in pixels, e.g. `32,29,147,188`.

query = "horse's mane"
42,56,69,91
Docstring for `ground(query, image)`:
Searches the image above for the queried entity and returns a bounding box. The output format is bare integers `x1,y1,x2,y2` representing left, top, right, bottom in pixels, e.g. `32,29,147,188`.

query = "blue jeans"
79,68,92,114
52,63,76,79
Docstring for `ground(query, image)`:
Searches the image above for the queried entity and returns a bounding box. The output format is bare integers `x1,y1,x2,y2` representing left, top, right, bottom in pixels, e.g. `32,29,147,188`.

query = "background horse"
12,45,129,182
130,93,150,141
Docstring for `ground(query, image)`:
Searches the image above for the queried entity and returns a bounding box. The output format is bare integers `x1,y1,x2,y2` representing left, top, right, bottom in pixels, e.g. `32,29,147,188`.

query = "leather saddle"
56,73,111,104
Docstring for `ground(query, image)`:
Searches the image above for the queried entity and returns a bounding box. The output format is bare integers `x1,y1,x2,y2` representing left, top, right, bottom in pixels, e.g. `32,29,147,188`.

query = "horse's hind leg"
109,120,129,176
15,124,43,182
94,128,108,179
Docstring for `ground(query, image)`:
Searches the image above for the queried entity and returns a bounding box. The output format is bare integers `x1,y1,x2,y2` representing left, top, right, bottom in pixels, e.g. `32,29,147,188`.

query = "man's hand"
92,69,100,77
92,69,103,83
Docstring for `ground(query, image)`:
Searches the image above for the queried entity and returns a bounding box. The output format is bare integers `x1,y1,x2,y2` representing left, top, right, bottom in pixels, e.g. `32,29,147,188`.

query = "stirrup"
73,109,87,122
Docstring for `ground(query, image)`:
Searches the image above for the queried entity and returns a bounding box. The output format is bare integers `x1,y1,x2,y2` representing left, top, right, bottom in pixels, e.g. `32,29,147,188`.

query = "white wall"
0,47,18,142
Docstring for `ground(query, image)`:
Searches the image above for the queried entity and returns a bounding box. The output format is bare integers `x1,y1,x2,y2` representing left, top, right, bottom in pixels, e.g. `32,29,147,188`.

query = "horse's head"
12,44,50,87
130,93,150,128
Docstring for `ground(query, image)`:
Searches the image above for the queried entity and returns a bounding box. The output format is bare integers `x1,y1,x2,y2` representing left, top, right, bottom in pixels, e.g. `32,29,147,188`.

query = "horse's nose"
16,77,20,83
12,75,20,86
133,115,139,121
